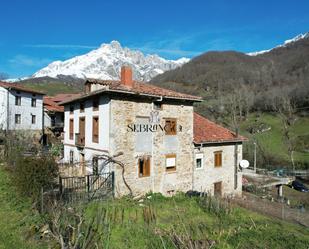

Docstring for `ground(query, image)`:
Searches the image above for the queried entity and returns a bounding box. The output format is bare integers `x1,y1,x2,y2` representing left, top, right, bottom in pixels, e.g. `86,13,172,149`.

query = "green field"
82,194,309,249
1,164,309,248
240,113,309,168
0,165,45,249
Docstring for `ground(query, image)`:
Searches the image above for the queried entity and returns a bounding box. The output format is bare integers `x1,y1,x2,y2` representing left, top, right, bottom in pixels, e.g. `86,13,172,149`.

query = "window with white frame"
195,153,203,169
166,154,176,172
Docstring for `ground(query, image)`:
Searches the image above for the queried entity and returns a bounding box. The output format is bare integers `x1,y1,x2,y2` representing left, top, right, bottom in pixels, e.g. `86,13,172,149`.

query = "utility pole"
254,141,257,173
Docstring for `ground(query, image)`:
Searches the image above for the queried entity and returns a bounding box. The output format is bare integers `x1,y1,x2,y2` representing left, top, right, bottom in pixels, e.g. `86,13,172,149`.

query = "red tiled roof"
44,96,64,112
0,81,45,95
50,93,81,103
194,112,247,144
61,79,202,105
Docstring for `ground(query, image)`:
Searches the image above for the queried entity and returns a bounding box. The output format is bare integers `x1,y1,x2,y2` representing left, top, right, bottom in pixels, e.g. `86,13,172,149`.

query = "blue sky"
1,0,309,78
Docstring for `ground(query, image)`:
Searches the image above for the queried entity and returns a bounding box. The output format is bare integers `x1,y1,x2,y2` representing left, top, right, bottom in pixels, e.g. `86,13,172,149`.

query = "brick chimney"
120,66,134,87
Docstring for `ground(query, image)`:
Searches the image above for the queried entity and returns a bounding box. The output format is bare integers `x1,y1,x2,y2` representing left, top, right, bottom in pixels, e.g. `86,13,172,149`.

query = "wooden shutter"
69,118,74,140
92,117,99,143
214,151,222,167
138,157,151,177
165,118,177,135
144,157,150,176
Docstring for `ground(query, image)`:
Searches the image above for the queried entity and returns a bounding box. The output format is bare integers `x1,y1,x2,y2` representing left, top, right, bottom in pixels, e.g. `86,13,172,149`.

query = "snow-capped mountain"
247,32,309,56
33,41,190,81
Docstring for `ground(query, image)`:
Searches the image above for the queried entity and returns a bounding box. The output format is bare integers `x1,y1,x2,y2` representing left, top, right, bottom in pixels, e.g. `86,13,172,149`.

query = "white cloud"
24,44,96,49
9,55,51,67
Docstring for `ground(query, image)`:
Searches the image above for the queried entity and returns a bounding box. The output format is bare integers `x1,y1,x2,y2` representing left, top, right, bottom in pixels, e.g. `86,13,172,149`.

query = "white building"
0,82,44,131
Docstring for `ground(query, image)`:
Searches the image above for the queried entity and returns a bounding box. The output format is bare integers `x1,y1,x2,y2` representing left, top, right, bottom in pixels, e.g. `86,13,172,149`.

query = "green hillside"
240,113,309,169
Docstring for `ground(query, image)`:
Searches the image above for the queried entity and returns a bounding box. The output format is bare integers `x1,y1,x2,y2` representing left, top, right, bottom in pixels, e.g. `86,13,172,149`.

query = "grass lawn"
0,165,45,249
82,194,309,249
240,113,309,167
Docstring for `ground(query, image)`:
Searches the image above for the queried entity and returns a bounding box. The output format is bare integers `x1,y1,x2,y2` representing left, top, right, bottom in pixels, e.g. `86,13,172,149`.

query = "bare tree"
273,95,297,173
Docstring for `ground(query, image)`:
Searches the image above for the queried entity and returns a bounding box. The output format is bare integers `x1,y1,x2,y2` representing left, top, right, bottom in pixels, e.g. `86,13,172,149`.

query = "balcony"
75,133,85,147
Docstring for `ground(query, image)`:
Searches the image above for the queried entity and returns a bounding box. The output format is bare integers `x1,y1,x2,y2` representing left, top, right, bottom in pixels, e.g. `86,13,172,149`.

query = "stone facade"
193,144,243,197
109,98,194,196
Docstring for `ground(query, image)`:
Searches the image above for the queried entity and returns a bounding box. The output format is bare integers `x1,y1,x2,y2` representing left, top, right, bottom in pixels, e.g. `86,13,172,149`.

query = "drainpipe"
151,96,163,193
234,128,239,190
42,97,45,146
6,89,9,131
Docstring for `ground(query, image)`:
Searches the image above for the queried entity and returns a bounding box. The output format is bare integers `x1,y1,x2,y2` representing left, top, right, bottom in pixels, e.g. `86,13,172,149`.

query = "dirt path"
233,192,309,227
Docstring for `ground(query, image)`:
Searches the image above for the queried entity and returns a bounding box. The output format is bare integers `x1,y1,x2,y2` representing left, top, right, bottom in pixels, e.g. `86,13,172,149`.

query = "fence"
59,172,114,203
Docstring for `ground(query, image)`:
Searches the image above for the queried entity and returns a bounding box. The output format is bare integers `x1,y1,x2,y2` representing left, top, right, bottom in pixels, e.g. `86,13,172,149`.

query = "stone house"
0,82,44,131
60,66,246,197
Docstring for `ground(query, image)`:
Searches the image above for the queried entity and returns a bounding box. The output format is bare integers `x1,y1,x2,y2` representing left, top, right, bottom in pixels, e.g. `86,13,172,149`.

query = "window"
31,98,36,107
166,154,176,172
165,118,177,135
69,151,74,164
31,115,36,124
153,102,162,110
92,157,99,175
15,96,21,106
80,102,85,113
69,118,74,140
92,116,99,143
196,153,203,169
15,114,21,124
93,98,99,111
70,105,74,114
138,156,150,177
214,151,222,167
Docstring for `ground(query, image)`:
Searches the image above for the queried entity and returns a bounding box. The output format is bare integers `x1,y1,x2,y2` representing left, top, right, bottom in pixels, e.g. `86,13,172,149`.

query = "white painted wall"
0,87,43,131
0,87,8,130
193,144,243,197
63,95,111,173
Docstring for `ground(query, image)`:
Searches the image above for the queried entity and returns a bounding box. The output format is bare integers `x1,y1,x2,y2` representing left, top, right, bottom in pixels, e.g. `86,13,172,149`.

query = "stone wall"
110,98,195,197
193,143,243,197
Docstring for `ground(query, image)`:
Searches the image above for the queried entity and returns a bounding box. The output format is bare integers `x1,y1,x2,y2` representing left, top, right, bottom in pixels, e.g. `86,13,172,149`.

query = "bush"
12,155,58,201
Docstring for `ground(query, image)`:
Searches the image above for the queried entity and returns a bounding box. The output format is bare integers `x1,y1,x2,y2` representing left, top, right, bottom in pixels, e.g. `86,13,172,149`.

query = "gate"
59,172,115,203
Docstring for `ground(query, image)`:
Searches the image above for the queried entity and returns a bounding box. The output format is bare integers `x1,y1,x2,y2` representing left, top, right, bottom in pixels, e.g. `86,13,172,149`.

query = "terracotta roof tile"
50,93,81,103
194,112,247,144
44,96,64,112
62,79,202,105
0,81,44,95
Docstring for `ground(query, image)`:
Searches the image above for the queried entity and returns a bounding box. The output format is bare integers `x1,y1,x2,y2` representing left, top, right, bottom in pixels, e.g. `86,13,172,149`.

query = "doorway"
214,181,222,197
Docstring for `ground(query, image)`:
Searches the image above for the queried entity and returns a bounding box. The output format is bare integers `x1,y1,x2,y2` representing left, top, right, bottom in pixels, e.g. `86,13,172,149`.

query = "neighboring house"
60,66,246,197
44,97,64,129
0,82,44,131
44,94,80,129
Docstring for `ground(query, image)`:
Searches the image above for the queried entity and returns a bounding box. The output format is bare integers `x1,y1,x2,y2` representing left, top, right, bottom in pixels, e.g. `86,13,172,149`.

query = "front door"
214,181,222,197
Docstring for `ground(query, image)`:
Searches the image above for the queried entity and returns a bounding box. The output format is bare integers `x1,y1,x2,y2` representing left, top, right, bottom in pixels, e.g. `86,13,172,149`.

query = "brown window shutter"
69,119,74,140
165,118,177,135
92,117,99,143
145,157,150,176
214,151,222,167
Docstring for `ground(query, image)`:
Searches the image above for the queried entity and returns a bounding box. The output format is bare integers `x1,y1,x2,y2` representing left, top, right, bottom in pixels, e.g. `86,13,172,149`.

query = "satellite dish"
239,160,250,169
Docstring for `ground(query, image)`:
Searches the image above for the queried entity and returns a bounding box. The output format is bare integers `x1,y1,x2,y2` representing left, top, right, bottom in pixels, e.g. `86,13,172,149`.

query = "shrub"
12,155,58,201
